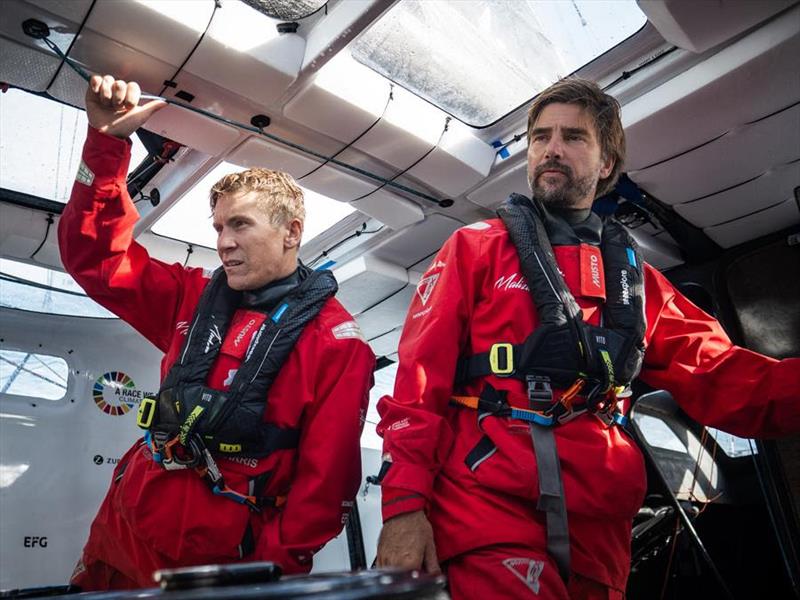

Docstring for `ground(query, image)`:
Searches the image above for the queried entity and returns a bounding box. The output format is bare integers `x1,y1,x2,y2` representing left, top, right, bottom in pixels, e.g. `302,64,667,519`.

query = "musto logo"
93,371,143,416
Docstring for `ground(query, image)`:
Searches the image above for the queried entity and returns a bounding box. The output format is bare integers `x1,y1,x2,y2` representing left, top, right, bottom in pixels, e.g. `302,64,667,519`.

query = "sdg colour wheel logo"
93,371,138,416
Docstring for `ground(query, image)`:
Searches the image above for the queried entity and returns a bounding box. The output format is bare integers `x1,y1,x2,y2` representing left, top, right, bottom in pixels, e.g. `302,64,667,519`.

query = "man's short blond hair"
209,168,305,226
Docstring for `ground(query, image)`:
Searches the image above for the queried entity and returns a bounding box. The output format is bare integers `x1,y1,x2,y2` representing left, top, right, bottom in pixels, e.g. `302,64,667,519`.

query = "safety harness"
452,194,647,580
136,264,337,510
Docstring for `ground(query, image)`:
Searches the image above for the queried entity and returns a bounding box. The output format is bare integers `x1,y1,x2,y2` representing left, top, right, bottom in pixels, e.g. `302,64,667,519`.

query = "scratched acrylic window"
0,259,116,318
0,89,148,204
0,349,68,401
352,0,647,126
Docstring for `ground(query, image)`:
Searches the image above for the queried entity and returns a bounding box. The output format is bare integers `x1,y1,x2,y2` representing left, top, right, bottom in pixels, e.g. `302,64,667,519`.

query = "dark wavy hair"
526,78,625,198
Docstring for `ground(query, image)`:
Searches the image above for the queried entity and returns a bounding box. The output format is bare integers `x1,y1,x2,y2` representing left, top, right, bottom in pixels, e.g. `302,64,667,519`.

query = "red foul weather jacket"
377,217,800,592
59,127,375,587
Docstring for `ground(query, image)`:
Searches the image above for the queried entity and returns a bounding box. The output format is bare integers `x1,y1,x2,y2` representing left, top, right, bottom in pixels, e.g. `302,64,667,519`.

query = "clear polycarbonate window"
706,427,757,458
0,89,148,204
352,0,647,126
0,349,68,401
0,259,116,318
632,414,687,454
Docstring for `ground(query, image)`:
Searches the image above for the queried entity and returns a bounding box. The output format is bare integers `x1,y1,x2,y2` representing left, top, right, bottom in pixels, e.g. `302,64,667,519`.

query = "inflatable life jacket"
454,194,647,425
136,264,337,506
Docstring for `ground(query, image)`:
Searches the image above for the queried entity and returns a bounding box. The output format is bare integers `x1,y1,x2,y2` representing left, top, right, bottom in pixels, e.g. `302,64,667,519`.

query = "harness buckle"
137,396,157,429
526,375,553,406
489,343,514,376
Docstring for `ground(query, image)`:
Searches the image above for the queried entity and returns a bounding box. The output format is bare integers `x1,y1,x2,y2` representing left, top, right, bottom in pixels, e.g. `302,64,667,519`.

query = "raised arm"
58,76,195,351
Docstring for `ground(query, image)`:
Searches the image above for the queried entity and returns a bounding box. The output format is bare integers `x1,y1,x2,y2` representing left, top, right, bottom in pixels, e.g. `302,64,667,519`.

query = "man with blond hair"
59,75,375,590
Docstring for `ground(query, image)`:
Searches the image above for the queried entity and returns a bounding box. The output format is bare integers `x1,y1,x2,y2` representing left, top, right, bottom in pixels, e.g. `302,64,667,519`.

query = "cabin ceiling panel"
624,6,800,172
352,84,444,169
142,104,243,157
0,0,85,91
47,29,177,108
25,0,93,22
466,159,528,209
84,0,212,69
704,198,800,249
637,0,795,54
406,121,497,199
351,189,425,231
629,102,800,205
184,26,305,110
333,255,408,316
372,214,462,268
674,161,800,228
0,38,60,92
0,203,63,269
283,60,392,144
226,136,322,179
300,164,382,203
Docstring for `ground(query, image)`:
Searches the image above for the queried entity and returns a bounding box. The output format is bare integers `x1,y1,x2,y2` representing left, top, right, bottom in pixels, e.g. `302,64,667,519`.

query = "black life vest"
455,194,647,406
137,263,338,459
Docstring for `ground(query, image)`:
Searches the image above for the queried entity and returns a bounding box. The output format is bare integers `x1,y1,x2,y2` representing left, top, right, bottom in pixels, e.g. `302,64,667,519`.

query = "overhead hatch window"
351,0,647,126
0,89,148,204
152,161,356,249
0,258,116,318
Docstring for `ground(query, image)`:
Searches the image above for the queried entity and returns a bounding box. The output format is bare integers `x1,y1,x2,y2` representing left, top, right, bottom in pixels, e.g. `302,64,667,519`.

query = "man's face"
526,103,614,210
212,191,299,291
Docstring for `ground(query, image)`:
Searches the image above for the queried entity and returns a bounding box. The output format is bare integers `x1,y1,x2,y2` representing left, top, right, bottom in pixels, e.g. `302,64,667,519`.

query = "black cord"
299,84,394,181
37,36,451,208
44,0,98,91
308,223,385,268
0,273,88,297
29,213,54,260
158,0,219,97
183,244,194,267
603,46,679,90
494,131,526,154
349,116,451,203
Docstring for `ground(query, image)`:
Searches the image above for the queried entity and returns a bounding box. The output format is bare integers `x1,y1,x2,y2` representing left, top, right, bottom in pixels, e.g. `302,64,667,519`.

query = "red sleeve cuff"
381,486,426,522
82,126,133,189
381,461,436,499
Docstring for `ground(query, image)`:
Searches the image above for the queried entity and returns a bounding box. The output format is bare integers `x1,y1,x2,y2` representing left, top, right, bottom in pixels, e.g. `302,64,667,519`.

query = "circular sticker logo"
93,371,138,416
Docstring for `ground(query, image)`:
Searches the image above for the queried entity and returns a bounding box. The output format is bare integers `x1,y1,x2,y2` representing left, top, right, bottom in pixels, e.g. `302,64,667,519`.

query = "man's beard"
528,160,596,210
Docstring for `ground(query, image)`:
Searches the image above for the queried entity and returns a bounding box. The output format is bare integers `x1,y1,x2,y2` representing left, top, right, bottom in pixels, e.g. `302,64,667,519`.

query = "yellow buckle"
137,397,157,429
489,343,514,376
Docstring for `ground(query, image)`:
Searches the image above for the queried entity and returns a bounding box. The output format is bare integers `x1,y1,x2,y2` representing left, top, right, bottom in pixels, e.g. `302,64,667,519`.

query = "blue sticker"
491,139,510,159
315,259,336,271
272,303,289,323
626,248,637,268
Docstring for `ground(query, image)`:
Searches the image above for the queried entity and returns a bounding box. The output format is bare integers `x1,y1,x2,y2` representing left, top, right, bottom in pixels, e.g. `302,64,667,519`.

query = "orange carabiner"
558,379,586,410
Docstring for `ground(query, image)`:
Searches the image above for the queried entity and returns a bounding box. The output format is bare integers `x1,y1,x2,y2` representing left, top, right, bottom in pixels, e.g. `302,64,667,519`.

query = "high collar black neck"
241,266,304,311
511,194,603,246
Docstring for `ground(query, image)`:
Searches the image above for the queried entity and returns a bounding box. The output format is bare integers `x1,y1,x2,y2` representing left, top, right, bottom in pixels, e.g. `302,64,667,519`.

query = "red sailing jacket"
377,218,800,591
59,127,375,586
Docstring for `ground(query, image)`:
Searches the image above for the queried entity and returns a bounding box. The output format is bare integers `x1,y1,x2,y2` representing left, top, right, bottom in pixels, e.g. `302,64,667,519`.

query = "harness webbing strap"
529,423,571,582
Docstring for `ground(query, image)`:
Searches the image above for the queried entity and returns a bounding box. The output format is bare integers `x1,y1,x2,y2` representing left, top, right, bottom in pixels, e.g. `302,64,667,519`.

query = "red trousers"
71,555,138,591
446,545,624,600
